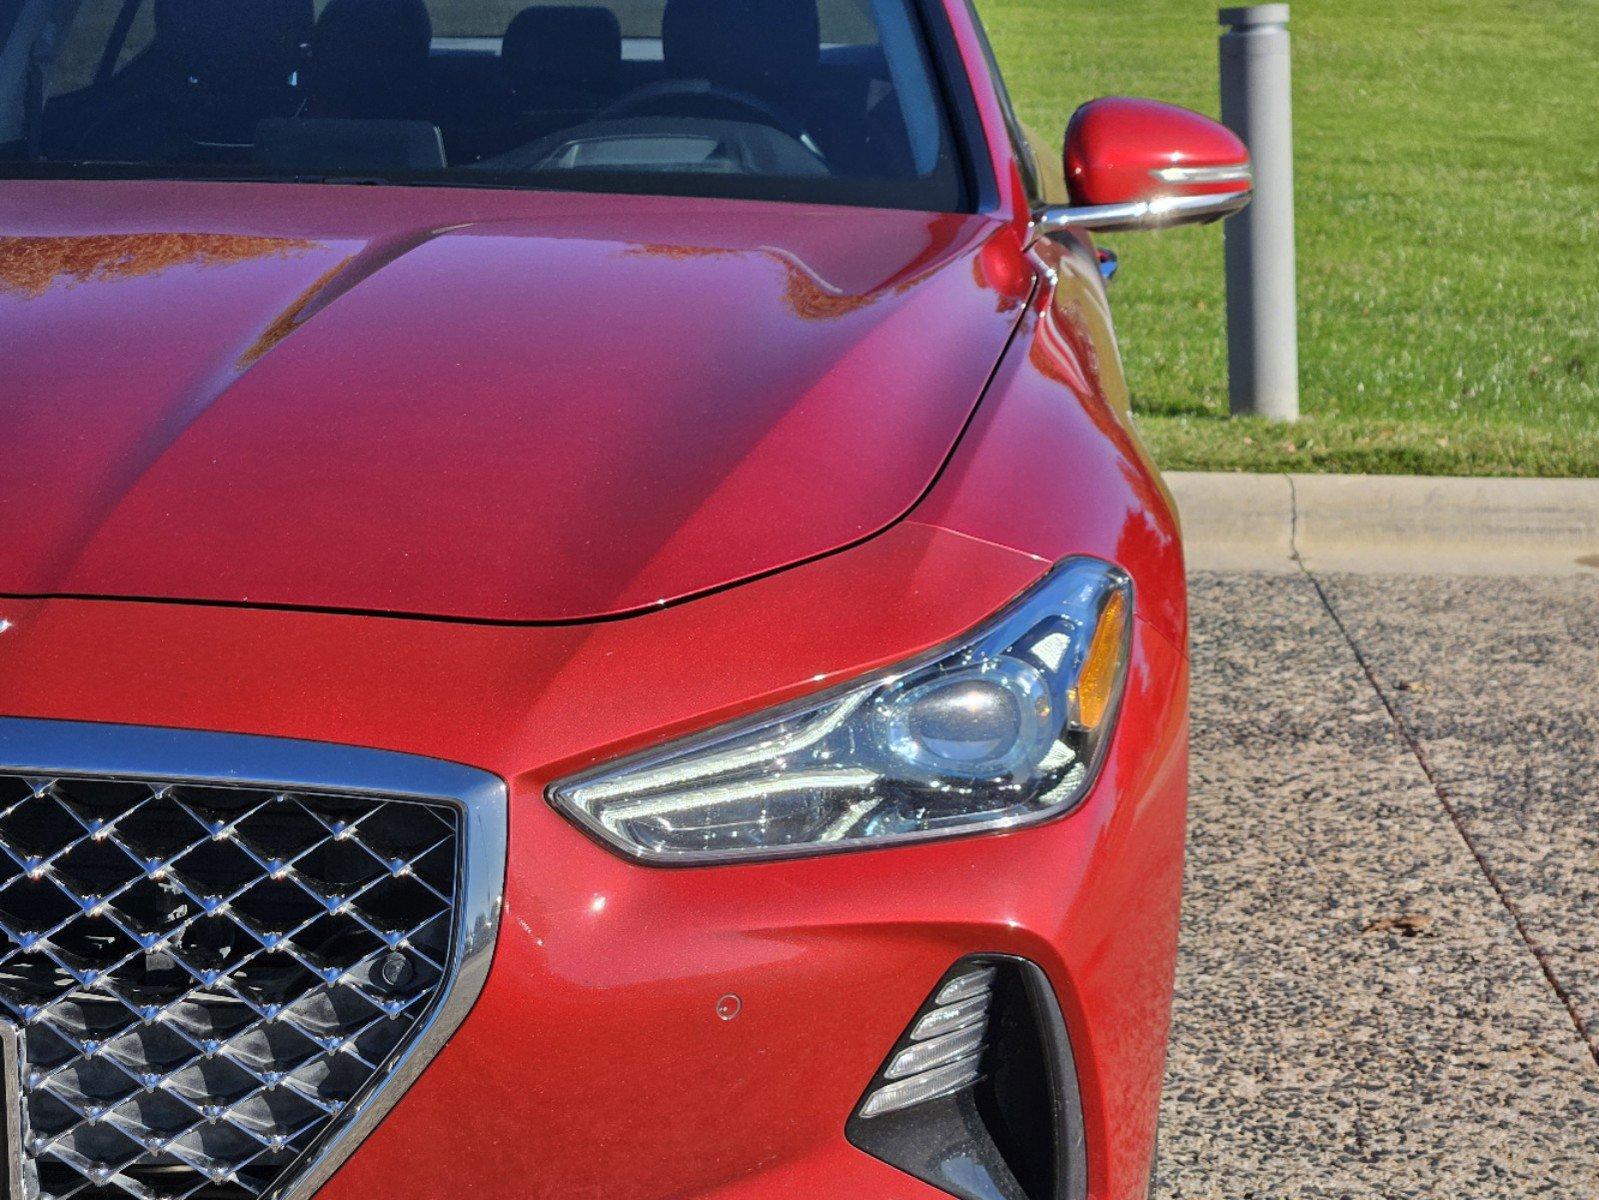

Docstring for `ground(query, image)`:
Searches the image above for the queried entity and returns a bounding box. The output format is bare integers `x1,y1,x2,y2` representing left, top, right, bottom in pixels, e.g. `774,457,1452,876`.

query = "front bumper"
0,520,1187,1200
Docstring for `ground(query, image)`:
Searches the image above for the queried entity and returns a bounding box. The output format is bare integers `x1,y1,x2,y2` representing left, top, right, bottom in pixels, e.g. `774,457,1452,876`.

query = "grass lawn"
976,0,1599,476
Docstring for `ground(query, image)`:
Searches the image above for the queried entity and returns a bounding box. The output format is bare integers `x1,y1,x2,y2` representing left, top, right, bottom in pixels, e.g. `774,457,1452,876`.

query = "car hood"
0,181,1028,622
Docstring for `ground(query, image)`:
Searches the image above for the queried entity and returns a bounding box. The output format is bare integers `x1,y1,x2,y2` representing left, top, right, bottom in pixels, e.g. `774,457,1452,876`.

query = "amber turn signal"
1075,589,1128,731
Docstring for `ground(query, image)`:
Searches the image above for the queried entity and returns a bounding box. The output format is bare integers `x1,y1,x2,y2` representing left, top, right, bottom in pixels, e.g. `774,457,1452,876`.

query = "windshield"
0,0,968,209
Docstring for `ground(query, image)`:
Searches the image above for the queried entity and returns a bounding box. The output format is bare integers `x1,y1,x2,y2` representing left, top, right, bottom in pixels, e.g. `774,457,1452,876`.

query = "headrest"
502,6,622,98
154,0,314,85
308,0,433,118
662,0,819,95
313,0,432,59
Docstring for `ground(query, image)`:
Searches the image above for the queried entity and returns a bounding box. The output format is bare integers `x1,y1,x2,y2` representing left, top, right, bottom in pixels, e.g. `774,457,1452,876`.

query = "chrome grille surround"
0,719,507,1200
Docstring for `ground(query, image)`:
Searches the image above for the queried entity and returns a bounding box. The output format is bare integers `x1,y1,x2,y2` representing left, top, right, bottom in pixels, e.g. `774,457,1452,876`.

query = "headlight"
549,558,1133,864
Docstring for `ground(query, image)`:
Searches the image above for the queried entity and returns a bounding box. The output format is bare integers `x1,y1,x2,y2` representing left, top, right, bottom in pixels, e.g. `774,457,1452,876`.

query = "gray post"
1219,5,1299,422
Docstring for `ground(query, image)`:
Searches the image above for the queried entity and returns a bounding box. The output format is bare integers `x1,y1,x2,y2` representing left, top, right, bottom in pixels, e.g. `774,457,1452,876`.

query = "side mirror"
1033,97,1252,240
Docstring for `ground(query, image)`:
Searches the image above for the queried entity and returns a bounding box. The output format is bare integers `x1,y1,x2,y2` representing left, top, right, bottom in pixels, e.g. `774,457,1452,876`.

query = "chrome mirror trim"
0,717,508,1200
1030,188,1252,242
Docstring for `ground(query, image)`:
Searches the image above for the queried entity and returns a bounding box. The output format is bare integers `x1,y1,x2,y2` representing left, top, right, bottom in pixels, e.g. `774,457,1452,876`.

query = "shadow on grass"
1130,395,1219,420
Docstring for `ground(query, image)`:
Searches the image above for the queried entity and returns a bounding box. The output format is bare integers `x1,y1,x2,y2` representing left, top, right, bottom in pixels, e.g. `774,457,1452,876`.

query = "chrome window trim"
0,717,508,1200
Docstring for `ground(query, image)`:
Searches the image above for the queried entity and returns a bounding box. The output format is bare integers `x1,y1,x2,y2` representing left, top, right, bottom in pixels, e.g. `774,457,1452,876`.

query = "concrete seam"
1296,563,1599,1073
1286,474,1300,563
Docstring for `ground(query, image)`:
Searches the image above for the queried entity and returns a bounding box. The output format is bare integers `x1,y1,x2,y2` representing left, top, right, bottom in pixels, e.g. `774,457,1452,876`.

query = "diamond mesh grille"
0,771,461,1200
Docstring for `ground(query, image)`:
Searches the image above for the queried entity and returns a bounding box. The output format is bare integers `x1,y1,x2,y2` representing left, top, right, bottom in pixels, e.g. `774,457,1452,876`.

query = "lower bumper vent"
0,769,462,1200
848,956,1087,1200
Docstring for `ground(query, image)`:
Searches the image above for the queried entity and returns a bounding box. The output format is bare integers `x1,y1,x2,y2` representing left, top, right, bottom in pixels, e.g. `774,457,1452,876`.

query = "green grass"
976,0,1599,476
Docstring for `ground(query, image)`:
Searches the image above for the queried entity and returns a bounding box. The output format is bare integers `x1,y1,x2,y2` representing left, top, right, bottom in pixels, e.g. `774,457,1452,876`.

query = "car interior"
0,0,966,205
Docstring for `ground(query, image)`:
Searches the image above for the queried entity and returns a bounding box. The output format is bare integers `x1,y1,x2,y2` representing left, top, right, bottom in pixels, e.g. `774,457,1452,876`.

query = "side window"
426,1,665,38
961,0,1041,204
45,0,151,97
429,0,880,43
111,0,153,71
819,0,879,44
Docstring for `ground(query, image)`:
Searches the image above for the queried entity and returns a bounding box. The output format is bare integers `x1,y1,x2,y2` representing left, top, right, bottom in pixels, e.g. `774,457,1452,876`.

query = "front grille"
0,770,462,1200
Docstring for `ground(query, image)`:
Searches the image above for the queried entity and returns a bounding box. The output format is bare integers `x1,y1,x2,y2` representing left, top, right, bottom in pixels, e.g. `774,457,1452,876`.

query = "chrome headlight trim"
549,557,1133,866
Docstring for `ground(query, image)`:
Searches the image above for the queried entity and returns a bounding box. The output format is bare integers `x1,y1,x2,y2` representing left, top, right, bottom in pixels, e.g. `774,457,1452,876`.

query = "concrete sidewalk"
1168,472,1599,575
1163,563,1599,1196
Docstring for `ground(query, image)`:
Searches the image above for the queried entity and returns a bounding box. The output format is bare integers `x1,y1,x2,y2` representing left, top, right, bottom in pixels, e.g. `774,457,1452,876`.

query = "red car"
0,1,1248,1198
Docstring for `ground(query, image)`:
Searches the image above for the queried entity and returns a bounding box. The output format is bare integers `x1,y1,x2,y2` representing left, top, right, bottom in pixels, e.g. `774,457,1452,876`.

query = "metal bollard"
1219,5,1299,422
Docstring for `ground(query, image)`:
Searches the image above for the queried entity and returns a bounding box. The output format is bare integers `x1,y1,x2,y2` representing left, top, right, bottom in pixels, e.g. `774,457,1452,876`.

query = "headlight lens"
549,558,1133,864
